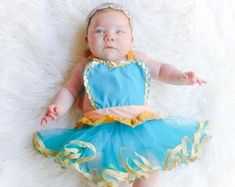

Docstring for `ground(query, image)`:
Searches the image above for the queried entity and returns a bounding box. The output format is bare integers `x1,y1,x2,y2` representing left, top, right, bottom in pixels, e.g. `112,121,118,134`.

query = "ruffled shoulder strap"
126,51,136,60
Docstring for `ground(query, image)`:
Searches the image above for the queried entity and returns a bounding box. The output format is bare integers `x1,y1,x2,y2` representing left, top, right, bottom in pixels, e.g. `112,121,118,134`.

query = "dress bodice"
82,55,151,110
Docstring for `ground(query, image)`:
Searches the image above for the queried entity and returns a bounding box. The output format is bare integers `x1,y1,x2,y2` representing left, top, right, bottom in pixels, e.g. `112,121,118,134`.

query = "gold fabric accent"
164,120,211,170
83,51,150,109
126,51,136,60
33,132,57,157
119,148,160,180
83,61,97,109
55,140,96,164
76,111,161,128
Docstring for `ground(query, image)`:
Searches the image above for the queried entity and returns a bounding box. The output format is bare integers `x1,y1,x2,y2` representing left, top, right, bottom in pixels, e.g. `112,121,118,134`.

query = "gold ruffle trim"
76,111,161,128
164,120,212,170
33,120,211,187
33,132,57,157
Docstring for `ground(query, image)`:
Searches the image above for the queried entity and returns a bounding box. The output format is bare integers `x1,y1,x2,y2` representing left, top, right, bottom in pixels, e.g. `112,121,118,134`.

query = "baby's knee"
133,174,159,187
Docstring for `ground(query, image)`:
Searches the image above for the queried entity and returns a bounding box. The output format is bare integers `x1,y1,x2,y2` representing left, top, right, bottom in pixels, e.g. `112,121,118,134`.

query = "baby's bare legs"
132,173,159,187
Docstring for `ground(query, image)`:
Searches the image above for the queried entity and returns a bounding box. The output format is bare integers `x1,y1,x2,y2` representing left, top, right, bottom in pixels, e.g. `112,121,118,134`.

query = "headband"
86,3,132,31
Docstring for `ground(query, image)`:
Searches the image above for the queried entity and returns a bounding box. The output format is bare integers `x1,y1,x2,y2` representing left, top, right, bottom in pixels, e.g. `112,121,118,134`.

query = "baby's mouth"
104,46,116,50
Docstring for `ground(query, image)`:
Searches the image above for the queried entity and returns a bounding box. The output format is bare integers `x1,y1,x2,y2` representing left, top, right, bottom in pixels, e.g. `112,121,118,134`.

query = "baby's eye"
95,29,105,34
116,30,124,34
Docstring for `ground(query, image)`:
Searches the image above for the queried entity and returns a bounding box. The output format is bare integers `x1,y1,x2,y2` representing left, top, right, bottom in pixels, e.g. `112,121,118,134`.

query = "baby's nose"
104,34,114,42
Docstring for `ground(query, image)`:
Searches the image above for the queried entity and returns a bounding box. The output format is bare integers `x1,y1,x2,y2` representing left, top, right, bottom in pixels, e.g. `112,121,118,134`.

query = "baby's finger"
201,79,207,84
40,118,47,126
183,74,189,80
48,105,57,115
54,106,60,116
197,79,207,85
46,113,56,121
197,79,202,85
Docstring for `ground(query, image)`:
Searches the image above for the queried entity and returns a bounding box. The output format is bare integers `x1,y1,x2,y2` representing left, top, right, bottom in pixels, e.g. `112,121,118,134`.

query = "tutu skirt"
33,117,211,186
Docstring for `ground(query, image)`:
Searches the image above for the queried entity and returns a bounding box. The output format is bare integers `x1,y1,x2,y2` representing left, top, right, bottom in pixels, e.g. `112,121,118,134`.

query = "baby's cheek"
120,42,132,53
90,42,102,54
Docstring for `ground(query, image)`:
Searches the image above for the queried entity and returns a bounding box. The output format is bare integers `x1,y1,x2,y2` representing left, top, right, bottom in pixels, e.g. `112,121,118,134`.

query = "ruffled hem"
163,120,211,170
33,120,211,187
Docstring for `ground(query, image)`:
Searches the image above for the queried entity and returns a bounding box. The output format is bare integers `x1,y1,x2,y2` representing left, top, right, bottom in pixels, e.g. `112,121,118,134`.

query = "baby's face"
86,9,133,61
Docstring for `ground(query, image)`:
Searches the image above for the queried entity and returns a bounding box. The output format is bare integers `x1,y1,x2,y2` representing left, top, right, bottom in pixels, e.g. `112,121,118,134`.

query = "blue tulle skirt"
33,118,211,186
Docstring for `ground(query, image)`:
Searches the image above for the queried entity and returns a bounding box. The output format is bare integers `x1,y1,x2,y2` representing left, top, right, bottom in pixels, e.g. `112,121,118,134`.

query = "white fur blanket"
1,0,235,186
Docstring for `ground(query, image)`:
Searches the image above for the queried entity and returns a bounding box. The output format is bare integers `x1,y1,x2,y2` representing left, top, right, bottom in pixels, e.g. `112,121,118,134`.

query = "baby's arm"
135,51,206,85
40,88,75,125
158,64,206,85
40,59,86,125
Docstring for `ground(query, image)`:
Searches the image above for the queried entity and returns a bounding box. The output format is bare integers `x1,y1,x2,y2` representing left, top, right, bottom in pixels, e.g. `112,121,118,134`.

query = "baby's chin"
99,51,127,62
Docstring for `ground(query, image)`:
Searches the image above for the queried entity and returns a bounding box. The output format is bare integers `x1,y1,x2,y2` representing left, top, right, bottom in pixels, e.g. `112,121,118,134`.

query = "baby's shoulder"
70,57,89,76
132,50,150,63
77,57,89,66
132,50,162,77
74,57,89,69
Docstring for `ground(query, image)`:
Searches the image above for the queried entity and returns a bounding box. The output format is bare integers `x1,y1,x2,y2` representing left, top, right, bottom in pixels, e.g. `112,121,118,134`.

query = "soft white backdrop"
0,0,235,187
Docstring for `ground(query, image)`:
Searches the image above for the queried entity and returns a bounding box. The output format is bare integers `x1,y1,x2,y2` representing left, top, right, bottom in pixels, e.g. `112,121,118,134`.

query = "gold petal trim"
119,148,160,180
76,111,161,128
33,132,57,157
55,140,96,164
164,120,212,170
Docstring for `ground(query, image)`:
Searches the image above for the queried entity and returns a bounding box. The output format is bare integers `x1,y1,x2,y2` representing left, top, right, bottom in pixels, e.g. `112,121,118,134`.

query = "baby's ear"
131,36,134,43
85,36,89,49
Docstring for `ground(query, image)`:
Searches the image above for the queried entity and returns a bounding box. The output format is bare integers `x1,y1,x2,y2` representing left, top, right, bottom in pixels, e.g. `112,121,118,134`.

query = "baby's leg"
132,173,159,187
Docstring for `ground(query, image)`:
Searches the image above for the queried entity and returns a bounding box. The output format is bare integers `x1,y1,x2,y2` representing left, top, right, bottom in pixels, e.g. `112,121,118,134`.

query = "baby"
34,3,210,187
41,4,206,125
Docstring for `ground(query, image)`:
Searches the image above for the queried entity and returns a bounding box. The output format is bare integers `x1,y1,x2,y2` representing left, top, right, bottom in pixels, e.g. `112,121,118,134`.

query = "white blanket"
1,0,235,186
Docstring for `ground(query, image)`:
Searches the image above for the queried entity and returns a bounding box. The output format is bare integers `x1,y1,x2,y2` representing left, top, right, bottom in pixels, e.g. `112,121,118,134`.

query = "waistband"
76,105,161,128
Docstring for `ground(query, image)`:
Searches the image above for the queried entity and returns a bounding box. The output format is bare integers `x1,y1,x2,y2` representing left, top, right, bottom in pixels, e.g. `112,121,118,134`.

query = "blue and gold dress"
33,52,211,187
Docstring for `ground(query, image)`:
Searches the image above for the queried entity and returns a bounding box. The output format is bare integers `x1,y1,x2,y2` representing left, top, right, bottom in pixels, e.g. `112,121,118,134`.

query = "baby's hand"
183,71,207,85
40,105,61,126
